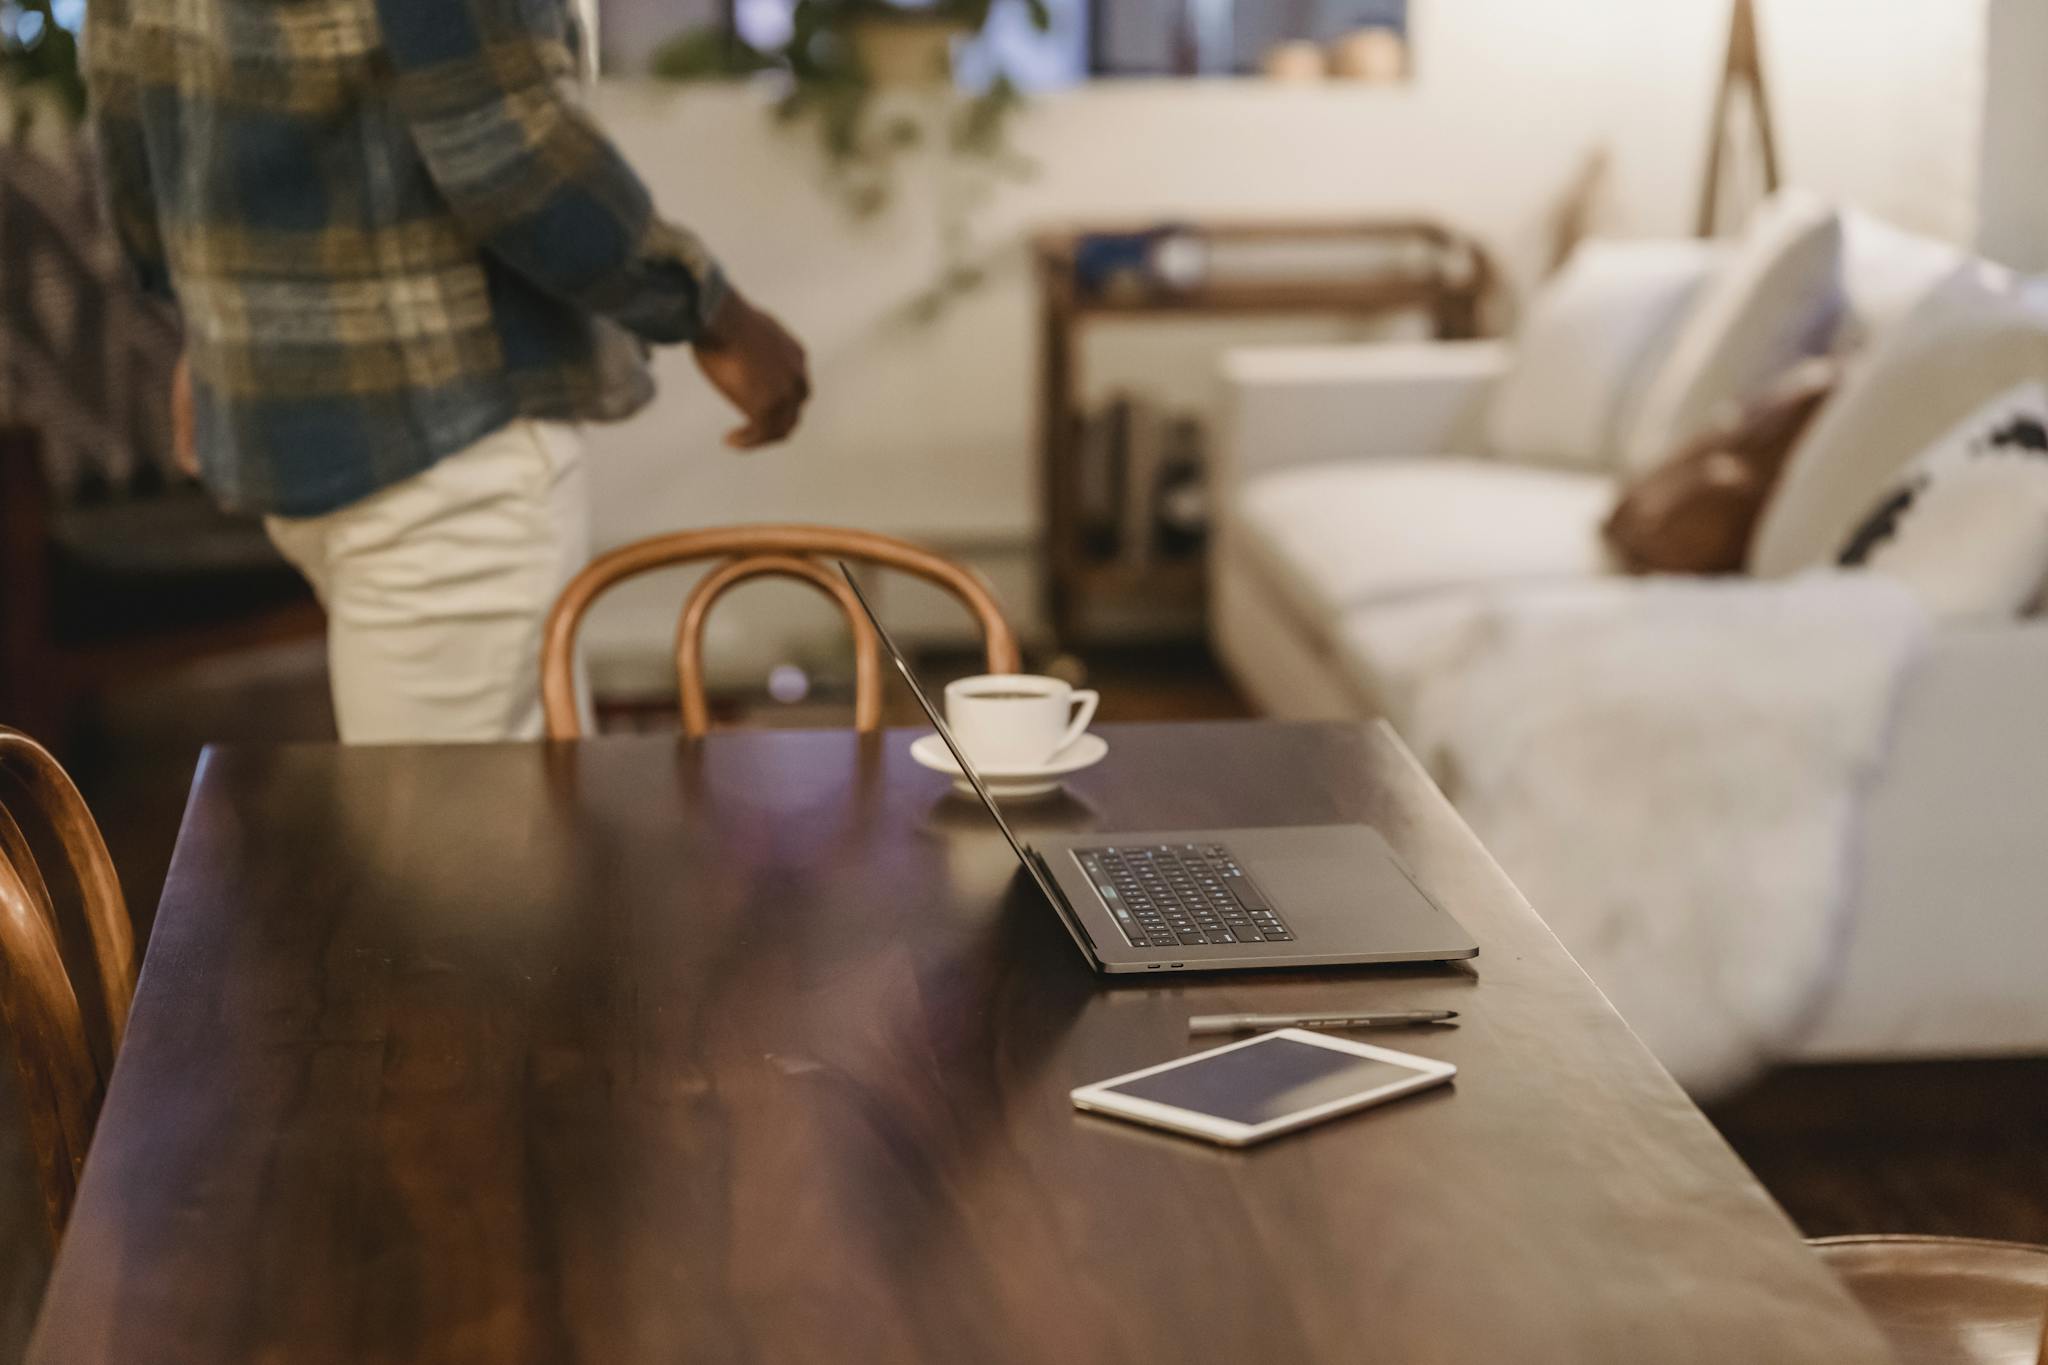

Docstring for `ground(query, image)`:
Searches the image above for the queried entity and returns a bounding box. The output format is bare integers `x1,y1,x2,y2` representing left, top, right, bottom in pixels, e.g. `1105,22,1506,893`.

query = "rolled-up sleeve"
373,0,728,344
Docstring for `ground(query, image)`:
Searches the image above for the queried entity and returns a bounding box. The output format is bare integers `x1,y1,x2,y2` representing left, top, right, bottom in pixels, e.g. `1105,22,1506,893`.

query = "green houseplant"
654,0,1047,221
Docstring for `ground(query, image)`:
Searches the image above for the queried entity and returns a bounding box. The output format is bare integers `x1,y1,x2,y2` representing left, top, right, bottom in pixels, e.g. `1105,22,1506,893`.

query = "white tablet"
1071,1029,1456,1147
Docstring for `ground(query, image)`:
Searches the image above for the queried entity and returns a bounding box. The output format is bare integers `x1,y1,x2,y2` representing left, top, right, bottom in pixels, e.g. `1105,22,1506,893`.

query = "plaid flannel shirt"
85,0,727,517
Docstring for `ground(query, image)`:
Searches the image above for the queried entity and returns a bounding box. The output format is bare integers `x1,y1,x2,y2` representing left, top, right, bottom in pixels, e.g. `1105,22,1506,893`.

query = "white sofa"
1211,256,2048,1065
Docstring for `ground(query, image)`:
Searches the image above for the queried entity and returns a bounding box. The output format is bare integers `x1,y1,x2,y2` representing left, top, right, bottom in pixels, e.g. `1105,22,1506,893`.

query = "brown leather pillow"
1605,356,1842,575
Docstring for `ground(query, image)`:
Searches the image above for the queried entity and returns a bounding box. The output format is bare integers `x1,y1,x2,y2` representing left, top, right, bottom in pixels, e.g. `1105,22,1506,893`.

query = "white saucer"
910,732,1108,799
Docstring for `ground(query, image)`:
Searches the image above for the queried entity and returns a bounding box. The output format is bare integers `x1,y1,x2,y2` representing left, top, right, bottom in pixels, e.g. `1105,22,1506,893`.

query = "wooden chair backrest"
0,726,135,1242
541,526,1022,740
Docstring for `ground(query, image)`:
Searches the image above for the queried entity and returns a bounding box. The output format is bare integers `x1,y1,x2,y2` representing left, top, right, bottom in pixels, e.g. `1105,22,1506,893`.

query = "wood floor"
3,641,2041,1360
1709,1059,2048,1244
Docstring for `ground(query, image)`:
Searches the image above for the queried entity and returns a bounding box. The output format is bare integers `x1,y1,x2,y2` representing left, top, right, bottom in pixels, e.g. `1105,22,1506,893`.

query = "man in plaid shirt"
86,0,810,742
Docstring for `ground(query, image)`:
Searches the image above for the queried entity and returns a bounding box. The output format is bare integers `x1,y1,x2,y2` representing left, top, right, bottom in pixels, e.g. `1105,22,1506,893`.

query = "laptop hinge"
1028,847,1107,965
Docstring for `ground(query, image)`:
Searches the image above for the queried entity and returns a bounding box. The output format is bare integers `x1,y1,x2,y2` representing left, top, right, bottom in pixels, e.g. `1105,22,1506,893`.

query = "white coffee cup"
943,674,1099,770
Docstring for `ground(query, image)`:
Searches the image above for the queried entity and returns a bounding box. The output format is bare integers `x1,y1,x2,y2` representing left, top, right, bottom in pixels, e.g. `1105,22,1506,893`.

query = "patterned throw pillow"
1838,381,2048,619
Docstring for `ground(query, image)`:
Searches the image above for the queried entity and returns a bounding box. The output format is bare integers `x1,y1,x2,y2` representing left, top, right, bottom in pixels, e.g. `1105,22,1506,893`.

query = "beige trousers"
266,420,591,745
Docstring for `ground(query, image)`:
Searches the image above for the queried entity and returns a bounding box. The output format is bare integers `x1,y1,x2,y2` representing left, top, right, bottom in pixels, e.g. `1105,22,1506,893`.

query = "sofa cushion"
1232,457,1620,628
1484,239,1721,471
1750,267,2048,577
1619,190,1844,475
1333,588,1496,730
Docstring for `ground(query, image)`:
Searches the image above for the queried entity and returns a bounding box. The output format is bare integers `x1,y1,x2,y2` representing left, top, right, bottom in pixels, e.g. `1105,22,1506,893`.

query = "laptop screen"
835,564,1078,919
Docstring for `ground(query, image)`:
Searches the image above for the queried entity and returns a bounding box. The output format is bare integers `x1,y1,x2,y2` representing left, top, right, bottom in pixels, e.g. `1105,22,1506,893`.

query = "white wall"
1757,0,1986,245
1977,0,2048,272
576,0,2027,687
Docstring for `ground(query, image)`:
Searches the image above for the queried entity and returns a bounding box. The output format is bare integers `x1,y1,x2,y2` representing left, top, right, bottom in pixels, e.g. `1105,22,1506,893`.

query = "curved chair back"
541,526,1022,740
1811,1234,2048,1365
0,725,136,1243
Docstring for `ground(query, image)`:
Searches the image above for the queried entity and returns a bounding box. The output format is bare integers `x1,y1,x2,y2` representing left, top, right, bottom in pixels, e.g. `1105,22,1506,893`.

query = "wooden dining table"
30,721,1894,1364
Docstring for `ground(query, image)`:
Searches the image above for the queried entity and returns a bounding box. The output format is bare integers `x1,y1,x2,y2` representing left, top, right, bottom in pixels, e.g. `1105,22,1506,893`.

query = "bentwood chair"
540,526,1022,740
1810,1235,2048,1365
0,725,136,1244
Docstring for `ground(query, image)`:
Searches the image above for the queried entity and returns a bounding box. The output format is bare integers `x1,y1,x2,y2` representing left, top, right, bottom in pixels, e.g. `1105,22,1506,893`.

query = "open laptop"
839,564,1479,975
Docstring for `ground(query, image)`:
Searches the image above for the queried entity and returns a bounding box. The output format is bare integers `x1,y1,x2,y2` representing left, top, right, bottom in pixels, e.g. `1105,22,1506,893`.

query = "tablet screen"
1101,1035,1432,1126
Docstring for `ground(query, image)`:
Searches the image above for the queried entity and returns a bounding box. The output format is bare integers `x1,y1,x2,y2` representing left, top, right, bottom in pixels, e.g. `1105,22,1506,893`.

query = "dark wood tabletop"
30,722,1892,1364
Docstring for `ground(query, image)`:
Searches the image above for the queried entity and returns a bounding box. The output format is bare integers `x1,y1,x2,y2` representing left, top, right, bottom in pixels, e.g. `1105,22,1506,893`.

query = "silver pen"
1188,1009,1459,1036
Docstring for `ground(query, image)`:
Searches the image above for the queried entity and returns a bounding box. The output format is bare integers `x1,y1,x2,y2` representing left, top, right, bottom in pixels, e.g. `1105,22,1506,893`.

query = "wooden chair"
540,526,1022,740
1810,1235,2048,1365
0,726,135,1245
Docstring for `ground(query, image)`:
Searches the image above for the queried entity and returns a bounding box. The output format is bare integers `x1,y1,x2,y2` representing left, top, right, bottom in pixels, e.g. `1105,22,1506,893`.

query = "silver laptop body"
840,565,1479,975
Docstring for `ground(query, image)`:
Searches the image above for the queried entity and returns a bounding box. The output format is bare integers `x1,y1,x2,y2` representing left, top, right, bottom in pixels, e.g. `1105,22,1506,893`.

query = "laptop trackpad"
1236,826,1471,951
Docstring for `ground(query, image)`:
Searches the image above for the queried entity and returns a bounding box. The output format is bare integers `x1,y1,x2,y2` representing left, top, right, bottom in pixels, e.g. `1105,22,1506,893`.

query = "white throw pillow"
1837,381,2048,619
1484,239,1721,470
1618,190,1845,475
1750,265,2048,577
1835,209,1971,350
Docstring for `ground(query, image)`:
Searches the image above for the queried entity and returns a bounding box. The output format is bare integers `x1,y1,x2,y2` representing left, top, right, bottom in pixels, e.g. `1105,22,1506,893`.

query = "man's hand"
172,353,199,478
693,292,810,450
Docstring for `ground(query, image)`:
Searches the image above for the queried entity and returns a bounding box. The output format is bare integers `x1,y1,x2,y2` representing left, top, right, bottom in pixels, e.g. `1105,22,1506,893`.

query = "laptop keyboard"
1077,844,1295,950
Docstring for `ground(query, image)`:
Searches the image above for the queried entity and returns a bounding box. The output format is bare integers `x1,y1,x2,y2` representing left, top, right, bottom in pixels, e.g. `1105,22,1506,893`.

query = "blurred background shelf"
1034,217,1496,649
